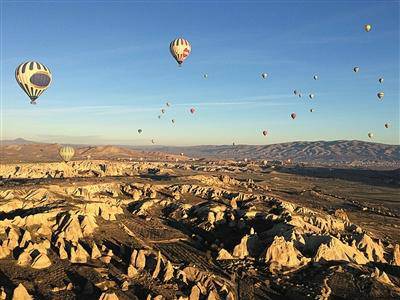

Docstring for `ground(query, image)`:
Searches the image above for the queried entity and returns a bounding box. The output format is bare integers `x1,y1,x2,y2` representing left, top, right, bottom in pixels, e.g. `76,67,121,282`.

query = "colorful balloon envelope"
59,146,75,162
170,38,191,66
364,24,372,32
15,61,52,104
377,92,384,100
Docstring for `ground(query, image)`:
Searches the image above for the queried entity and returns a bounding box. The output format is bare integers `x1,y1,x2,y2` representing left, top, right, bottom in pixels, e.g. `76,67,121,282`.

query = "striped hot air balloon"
59,146,75,162
15,61,52,104
170,38,191,66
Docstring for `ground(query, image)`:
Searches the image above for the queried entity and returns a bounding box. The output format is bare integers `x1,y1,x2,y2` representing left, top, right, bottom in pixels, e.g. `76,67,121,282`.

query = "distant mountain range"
1,138,399,163
0,139,184,163
132,140,400,163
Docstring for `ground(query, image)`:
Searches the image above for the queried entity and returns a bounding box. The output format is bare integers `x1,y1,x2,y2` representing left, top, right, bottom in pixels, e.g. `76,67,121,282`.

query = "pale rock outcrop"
216,249,234,260
371,267,394,286
31,253,52,269
163,261,174,282
264,236,310,272
0,244,11,259
12,283,33,300
0,287,6,300
17,250,32,266
19,230,32,248
100,250,113,264
80,215,97,236
189,285,201,300
99,292,119,300
391,244,400,266
314,237,369,264
356,234,386,262
151,251,162,279
136,250,146,270
70,243,89,263
232,234,259,258
58,243,68,260
127,265,138,278
91,242,102,259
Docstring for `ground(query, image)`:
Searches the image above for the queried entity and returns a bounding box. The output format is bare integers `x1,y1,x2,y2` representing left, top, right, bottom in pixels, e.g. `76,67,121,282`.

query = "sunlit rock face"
0,160,399,299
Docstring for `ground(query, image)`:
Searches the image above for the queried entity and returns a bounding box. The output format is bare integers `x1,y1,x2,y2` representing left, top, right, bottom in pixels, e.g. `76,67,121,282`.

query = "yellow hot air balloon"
364,24,372,32
59,146,75,162
170,38,191,66
15,61,52,104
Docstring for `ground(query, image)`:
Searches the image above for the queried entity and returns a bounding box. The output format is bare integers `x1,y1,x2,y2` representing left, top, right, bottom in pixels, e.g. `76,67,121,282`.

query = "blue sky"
1,0,399,146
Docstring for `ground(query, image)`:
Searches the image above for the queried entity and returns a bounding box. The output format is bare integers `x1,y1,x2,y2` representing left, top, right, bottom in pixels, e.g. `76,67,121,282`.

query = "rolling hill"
132,140,400,163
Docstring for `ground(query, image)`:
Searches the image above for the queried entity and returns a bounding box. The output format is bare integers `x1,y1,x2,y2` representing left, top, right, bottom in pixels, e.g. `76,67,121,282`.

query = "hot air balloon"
170,38,191,66
379,78,384,83
353,67,360,73
364,24,372,32
377,92,384,100
313,75,318,80
138,129,142,134
294,90,298,95
309,93,315,99
291,113,297,120
166,102,171,107
190,108,195,114
203,74,208,79
298,93,302,98
151,139,155,144
59,146,75,163
262,130,268,136
161,109,165,114
310,108,314,112
368,132,373,139
384,123,390,128
171,119,175,124
261,73,268,79
15,61,52,104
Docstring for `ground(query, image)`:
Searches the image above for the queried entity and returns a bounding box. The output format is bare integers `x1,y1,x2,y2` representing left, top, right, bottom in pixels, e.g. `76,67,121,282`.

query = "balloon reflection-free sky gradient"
1,1,399,146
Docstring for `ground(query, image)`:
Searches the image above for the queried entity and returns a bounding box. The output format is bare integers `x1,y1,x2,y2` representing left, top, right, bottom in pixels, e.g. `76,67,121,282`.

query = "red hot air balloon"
190,107,195,114
291,113,297,119
262,130,268,136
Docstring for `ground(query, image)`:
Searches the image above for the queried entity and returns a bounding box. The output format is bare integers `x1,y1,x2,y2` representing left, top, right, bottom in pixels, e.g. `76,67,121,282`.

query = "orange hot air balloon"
190,107,195,114
291,113,297,119
170,38,191,66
